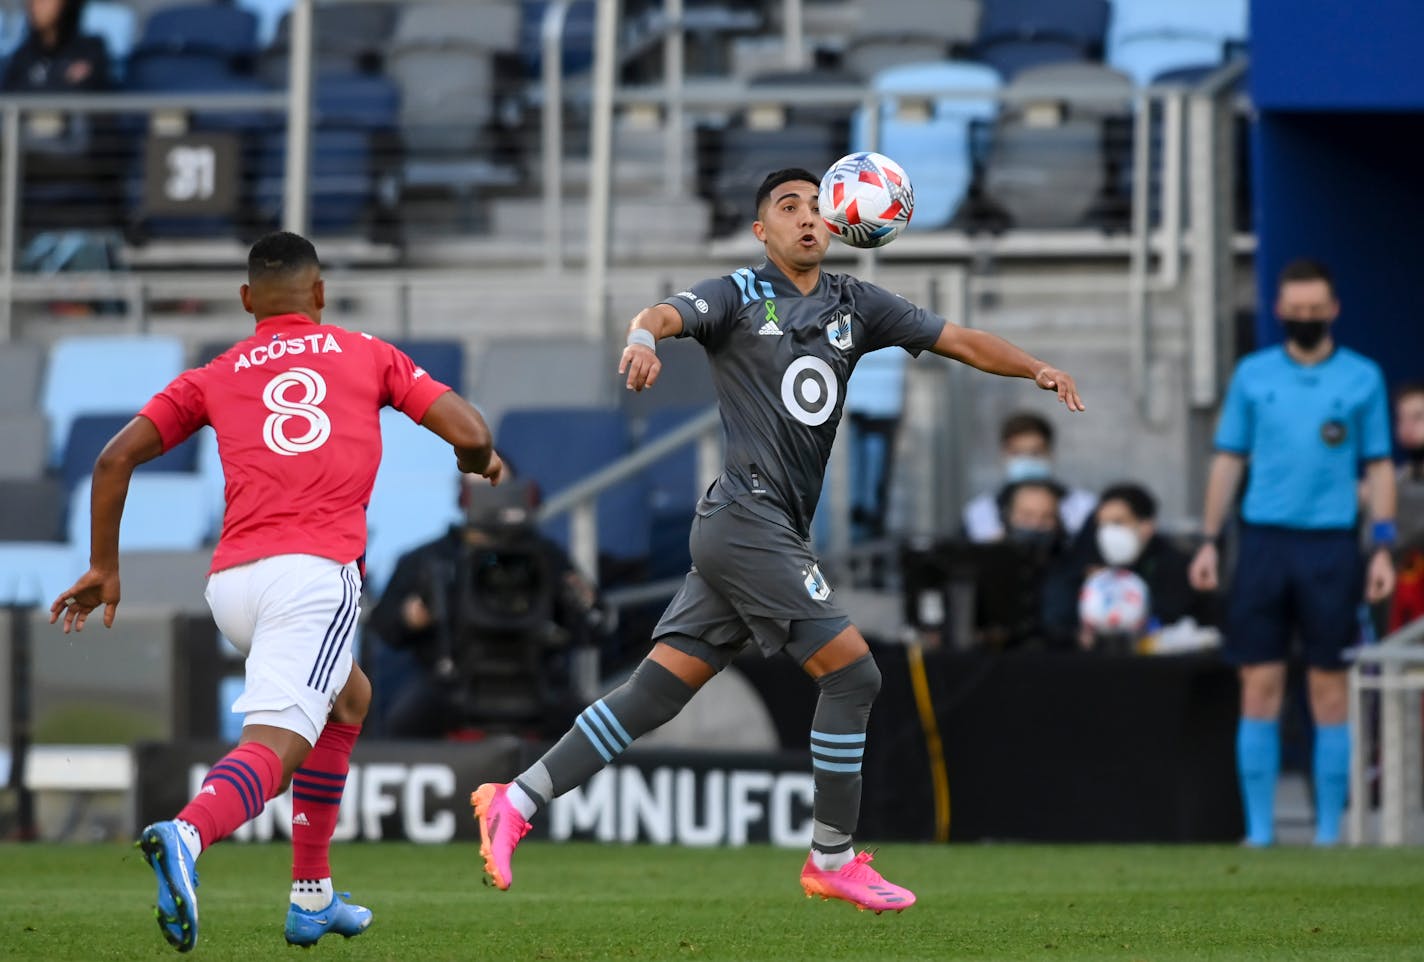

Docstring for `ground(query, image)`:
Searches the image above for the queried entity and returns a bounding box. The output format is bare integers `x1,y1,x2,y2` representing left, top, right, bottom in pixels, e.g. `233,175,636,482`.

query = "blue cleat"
284,893,373,947
136,821,200,953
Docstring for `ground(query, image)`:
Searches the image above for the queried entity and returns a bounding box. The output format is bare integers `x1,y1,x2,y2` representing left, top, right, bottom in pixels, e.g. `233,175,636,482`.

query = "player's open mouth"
799,233,817,246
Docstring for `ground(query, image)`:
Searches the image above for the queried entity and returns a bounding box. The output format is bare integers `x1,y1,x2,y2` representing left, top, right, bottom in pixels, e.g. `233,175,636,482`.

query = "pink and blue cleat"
470,783,532,891
800,850,916,914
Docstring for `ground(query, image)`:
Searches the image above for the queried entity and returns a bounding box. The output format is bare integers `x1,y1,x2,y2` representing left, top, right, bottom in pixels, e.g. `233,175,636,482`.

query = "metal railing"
1348,617,1424,846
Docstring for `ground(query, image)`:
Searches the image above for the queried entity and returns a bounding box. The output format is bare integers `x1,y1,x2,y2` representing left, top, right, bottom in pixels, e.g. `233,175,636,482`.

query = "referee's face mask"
1276,278,1339,350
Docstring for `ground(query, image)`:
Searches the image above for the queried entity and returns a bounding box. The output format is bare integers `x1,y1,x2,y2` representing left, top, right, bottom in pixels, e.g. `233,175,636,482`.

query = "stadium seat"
363,468,462,594
843,0,980,79
259,2,398,83
981,62,1133,229
195,427,225,540
0,341,44,413
495,407,648,564
80,1,138,80
1108,0,1246,86
116,548,214,611
60,413,200,492
972,0,1109,78
235,0,294,49
135,4,259,62
471,338,613,442
389,339,465,395
0,479,67,542
394,2,521,52
851,61,1001,231
519,0,596,77
378,408,459,479
705,121,846,237
68,474,209,550
0,543,79,605
388,43,497,155
0,415,48,481
619,336,716,420
40,335,185,463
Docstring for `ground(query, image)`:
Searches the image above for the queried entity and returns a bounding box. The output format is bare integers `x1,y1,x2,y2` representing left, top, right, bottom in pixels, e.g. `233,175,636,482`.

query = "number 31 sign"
142,132,240,217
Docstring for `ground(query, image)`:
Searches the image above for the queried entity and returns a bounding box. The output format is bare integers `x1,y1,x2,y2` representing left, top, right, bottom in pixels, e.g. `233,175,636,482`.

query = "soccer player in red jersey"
50,231,501,952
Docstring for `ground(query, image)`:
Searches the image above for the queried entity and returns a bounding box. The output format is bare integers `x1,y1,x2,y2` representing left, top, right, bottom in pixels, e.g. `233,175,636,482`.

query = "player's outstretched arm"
50,416,164,633
930,321,1086,412
619,304,684,392
420,390,500,483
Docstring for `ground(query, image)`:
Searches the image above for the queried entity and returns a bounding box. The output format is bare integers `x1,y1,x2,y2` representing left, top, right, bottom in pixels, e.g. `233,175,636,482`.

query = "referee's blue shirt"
1215,345,1391,530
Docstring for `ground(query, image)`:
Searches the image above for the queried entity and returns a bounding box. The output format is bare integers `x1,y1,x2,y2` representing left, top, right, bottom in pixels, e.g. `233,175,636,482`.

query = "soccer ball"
818,151,915,249
1078,568,1150,635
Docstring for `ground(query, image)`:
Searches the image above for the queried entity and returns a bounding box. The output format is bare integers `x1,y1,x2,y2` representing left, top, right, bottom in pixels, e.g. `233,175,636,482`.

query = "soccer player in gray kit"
473,167,1086,912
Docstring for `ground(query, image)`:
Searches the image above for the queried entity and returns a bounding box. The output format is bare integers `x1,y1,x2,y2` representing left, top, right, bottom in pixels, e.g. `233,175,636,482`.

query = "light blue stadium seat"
496,408,648,564
852,61,1001,230
364,468,462,595
80,1,138,79
1107,0,1247,86
40,335,185,464
847,348,909,420
235,0,294,48
68,474,209,550
0,543,79,606
378,408,456,478
195,427,225,542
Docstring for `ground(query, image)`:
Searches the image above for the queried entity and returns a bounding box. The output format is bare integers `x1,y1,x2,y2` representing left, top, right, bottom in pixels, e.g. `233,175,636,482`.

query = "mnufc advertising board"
135,742,814,847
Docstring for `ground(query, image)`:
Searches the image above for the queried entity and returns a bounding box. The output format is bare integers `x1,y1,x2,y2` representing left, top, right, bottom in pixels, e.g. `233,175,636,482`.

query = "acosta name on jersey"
233,333,344,372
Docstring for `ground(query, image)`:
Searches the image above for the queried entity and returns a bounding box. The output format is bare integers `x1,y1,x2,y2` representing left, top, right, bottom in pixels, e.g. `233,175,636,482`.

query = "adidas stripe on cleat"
799,850,915,914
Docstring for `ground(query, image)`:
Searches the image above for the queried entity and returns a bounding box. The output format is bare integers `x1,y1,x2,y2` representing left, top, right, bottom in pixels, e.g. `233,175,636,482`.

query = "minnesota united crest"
825,311,853,351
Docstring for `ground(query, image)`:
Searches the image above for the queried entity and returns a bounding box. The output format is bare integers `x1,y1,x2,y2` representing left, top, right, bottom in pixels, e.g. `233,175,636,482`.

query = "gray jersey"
659,259,943,538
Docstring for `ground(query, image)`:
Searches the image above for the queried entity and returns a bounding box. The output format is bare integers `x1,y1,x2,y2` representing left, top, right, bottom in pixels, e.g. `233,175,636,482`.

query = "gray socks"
514,657,696,811
808,653,881,854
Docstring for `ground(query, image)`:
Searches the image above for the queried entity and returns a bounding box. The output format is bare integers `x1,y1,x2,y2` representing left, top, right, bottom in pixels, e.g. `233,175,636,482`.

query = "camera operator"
369,475,611,738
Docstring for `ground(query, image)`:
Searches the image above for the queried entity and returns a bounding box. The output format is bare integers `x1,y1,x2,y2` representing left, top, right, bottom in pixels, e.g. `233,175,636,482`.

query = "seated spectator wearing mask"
1041,482,1215,650
963,411,1096,542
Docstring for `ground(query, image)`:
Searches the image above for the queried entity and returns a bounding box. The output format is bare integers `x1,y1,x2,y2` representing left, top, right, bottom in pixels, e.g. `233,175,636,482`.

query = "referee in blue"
1190,258,1396,847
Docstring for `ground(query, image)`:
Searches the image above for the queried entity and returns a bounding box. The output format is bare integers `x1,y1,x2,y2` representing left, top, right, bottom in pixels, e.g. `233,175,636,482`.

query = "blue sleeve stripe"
811,729,866,744
812,759,863,773
575,715,615,762
592,699,632,749
812,745,865,759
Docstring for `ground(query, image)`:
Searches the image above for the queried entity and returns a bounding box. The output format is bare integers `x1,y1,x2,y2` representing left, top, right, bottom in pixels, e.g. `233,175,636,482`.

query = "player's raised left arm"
50,416,164,632
930,321,1086,412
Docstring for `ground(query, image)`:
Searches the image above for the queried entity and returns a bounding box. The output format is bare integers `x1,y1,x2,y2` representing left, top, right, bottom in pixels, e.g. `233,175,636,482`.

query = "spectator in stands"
997,477,1066,550
1042,482,1214,650
963,411,1096,542
3,0,108,93
3,0,120,234
1189,258,1396,848
368,473,610,739
1386,383,1424,630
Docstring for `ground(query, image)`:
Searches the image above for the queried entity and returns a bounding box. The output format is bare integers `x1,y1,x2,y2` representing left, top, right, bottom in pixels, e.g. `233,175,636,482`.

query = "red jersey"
139,313,450,573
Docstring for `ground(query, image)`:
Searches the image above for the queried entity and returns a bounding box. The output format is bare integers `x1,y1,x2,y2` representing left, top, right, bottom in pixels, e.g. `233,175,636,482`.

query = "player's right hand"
463,450,503,486
619,344,661,392
1188,543,1218,592
49,567,121,633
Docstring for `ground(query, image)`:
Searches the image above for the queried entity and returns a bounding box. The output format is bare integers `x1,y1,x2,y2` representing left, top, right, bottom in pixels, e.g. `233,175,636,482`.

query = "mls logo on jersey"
825,312,853,351
804,563,832,601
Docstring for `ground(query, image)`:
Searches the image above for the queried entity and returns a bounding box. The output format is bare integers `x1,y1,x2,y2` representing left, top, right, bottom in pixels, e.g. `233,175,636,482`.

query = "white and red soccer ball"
1078,568,1150,635
818,151,915,249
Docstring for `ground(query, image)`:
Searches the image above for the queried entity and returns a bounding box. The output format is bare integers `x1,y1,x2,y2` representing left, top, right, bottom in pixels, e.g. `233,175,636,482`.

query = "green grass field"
1,842,1422,961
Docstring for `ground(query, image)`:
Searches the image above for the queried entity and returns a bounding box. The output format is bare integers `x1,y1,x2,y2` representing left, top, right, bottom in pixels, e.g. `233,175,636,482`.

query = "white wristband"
627,328,656,352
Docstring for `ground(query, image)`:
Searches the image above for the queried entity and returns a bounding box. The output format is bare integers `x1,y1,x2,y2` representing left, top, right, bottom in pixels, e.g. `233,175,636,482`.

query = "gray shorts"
652,500,850,669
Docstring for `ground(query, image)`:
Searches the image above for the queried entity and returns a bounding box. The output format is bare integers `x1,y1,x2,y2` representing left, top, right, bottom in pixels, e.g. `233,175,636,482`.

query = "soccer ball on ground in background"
1078,567,1150,636
818,151,915,249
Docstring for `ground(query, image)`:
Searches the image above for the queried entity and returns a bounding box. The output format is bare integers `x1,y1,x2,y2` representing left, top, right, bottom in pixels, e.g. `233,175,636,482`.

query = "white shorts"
205,554,361,747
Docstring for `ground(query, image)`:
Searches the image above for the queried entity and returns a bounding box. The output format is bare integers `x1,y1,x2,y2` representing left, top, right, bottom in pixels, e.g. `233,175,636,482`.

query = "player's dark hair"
248,231,320,281
1097,482,1158,521
999,411,1054,447
754,167,821,215
1278,257,1335,297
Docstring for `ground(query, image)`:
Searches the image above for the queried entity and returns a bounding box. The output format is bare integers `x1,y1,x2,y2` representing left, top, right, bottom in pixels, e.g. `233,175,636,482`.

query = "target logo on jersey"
1078,568,1150,635
818,151,915,249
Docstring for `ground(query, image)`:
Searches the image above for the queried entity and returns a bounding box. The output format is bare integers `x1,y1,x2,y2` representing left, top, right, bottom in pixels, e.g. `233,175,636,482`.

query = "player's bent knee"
816,652,881,707
331,664,372,725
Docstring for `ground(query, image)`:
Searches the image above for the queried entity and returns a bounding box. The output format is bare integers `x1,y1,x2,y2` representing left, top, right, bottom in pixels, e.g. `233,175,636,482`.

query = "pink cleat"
799,851,916,914
470,783,531,891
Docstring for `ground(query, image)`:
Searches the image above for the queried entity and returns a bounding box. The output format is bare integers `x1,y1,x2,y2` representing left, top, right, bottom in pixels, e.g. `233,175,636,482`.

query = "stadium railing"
1347,617,1424,846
